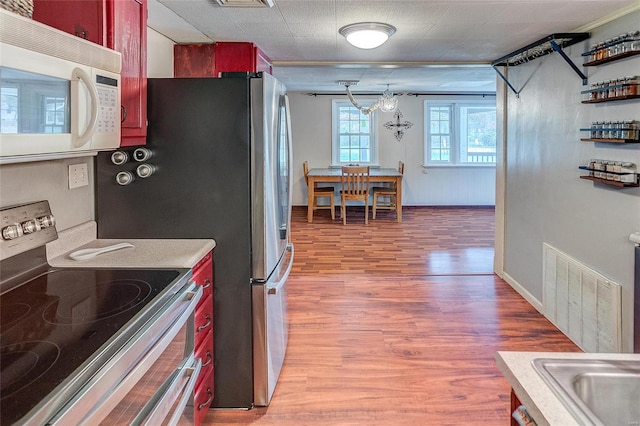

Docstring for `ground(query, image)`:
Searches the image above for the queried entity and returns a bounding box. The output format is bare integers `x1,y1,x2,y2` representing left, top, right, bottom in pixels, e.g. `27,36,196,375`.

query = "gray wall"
0,157,95,231
502,10,640,352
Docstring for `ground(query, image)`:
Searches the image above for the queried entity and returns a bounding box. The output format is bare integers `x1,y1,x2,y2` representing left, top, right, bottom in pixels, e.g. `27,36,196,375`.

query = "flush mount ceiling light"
339,81,399,115
339,22,396,49
215,0,274,7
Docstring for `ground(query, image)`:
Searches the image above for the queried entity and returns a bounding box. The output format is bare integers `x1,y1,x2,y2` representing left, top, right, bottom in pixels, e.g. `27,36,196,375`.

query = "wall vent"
215,0,274,7
543,243,622,352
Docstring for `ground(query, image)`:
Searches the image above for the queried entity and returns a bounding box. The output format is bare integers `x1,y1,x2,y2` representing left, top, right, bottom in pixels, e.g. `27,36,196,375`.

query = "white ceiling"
148,0,640,93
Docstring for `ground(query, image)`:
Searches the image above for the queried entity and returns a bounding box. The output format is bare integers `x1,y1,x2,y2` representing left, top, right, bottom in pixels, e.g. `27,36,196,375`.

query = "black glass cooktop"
0,268,182,425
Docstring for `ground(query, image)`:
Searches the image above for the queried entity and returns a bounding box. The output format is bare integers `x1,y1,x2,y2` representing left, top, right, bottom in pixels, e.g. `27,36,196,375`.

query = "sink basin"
532,358,640,426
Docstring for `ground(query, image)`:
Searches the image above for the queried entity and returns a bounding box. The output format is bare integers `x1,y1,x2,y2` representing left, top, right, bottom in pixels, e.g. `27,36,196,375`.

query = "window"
424,101,496,166
0,86,18,133
332,100,378,166
44,96,66,134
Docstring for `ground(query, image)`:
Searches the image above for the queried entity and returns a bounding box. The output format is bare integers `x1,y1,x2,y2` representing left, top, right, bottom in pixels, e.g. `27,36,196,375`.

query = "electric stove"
0,201,196,425
0,268,185,425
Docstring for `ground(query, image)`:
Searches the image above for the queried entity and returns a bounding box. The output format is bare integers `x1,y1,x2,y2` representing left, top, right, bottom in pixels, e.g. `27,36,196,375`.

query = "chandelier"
342,82,399,115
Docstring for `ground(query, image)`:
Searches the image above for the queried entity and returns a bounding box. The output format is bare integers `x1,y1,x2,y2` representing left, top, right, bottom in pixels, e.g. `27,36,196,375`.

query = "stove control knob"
38,215,56,228
116,171,135,186
2,224,23,240
21,219,41,234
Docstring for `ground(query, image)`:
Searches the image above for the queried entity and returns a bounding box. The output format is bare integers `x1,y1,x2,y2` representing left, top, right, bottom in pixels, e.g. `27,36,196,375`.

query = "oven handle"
135,356,203,426
49,282,202,426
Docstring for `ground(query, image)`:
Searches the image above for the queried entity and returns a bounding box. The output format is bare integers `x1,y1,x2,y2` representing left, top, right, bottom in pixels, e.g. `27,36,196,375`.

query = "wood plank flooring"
204,206,580,425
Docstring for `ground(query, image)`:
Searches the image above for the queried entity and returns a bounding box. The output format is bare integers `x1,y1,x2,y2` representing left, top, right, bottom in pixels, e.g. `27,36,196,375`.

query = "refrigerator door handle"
267,244,294,295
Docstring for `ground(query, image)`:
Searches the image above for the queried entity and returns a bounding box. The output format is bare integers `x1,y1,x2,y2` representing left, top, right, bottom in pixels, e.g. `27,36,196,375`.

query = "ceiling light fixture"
340,82,399,115
384,110,413,141
339,22,396,49
215,0,274,7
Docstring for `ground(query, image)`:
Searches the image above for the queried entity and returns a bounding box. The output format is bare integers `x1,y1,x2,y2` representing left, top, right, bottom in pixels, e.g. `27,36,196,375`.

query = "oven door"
47,282,202,425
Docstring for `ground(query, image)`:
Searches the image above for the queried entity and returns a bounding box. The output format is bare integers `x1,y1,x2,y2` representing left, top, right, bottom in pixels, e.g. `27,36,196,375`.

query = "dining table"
306,167,403,223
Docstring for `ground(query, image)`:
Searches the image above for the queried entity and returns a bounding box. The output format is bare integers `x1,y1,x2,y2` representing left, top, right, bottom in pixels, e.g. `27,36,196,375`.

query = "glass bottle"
627,76,638,96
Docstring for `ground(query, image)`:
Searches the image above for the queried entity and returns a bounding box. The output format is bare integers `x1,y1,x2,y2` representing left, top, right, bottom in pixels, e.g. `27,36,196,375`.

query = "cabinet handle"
197,315,212,332
74,25,88,39
121,105,127,123
202,351,213,367
198,390,213,410
202,278,212,289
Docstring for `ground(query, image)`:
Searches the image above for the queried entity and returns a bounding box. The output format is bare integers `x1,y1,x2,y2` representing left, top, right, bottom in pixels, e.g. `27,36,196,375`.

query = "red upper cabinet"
32,0,148,147
174,44,217,77
213,42,272,75
32,0,105,44
174,42,272,78
106,0,147,146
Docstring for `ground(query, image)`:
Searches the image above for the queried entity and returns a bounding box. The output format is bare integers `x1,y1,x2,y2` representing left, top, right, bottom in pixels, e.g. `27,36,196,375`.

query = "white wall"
501,10,640,352
147,27,174,78
289,93,496,206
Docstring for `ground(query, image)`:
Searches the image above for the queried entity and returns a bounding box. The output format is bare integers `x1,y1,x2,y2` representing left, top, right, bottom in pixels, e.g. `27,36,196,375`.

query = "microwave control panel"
96,75,120,136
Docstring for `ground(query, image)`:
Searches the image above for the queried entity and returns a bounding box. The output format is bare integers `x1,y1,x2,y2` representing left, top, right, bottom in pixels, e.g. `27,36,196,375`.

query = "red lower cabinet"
191,251,214,425
193,366,214,426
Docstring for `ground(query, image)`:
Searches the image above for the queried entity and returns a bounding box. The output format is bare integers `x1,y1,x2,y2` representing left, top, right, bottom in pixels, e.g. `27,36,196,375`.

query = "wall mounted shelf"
491,33,590,97
578,166,639,188
584,50,640,66
579,175,639,187
581,94,640,103
579,126,640,143
580,138,640,144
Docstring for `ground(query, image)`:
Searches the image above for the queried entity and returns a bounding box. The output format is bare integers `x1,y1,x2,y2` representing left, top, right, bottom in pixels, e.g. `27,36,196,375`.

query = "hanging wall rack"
491,33,590,97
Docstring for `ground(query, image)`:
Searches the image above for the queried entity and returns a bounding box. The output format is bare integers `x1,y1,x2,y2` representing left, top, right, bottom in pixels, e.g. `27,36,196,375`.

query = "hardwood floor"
204,207,580,425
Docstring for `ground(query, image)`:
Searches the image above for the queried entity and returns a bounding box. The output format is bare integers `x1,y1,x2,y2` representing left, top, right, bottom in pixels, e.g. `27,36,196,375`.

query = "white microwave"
0,9,122,164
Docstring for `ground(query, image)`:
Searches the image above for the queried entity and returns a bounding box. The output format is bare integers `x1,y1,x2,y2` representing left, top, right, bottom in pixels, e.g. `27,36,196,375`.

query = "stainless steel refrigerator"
95,73,294,409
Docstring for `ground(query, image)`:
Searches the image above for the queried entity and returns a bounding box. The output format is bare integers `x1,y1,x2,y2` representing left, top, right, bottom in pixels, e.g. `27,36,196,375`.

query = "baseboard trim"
502,271,544,315
292,205,495,209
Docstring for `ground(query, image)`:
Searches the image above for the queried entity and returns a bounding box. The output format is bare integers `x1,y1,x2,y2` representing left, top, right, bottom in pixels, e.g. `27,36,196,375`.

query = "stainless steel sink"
532,358,640,426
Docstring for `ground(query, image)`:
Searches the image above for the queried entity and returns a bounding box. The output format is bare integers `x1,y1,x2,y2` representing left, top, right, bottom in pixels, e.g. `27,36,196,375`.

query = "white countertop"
47,221,216,269
495,351,640,426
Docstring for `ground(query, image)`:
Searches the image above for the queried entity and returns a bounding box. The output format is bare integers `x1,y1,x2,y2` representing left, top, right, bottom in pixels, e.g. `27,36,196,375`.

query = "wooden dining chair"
372,161,404,220
303,161,335,220
340,166,371,225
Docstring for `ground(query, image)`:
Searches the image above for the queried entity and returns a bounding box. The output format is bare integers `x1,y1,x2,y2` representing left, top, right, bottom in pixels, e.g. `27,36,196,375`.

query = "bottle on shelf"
626,76,638,96
585,120,639,142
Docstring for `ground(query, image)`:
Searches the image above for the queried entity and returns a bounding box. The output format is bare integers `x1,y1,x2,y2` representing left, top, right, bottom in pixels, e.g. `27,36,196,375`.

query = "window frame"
424,99,496,168
331,99,379,167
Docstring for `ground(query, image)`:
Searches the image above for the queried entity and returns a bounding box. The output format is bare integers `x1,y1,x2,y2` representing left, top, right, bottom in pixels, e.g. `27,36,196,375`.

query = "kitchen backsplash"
0,157,95,231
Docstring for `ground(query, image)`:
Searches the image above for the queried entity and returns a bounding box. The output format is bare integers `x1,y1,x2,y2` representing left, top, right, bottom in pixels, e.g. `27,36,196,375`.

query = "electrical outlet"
69,163,89,189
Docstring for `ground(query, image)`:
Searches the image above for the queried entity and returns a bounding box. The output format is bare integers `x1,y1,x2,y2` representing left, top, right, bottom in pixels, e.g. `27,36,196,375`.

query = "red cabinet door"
191,252,214,411
32,0,148,147
174,44,217,77
107,0,147,146
32,0,105,44
214,42,272,75
174,42,272,77
193,366,214,426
